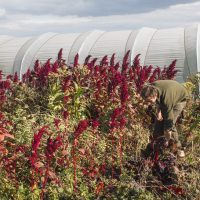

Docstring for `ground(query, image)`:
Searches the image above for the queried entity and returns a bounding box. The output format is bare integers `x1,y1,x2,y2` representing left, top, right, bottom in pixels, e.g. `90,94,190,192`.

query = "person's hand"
163,140,169,147
157,110,163,121
164,130,172,141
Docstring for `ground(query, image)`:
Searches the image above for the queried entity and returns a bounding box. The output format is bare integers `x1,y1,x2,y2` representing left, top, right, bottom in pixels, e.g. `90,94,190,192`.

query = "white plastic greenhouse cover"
0,24,200,82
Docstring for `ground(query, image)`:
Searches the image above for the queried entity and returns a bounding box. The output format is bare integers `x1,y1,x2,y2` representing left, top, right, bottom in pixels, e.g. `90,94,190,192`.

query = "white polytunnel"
0,24,200,82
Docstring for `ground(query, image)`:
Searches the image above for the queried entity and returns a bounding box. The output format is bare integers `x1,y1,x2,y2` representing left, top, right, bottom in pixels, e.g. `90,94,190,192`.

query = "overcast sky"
0,0,199,36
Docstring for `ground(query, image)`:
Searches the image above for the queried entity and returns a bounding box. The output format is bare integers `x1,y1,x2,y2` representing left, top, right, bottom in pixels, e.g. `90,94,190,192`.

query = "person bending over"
141,80,188,156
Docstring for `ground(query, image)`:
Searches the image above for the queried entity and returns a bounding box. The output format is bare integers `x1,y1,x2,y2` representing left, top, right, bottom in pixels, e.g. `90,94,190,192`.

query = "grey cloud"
0,0,199,17
0,0,199,37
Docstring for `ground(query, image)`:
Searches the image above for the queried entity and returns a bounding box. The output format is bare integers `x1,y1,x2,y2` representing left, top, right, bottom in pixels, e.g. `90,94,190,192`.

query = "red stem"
119,134,123,174
111,132,114,179
72,140,77,193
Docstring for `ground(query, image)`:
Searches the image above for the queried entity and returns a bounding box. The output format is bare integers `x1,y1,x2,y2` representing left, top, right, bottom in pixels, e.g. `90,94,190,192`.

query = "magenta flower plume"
6,75,13,80
88,58,98,68
74,120,89,138
22,68,31,83
34,60,40,73
91,120,99,129
58,48,63,60
43,58,52,76
84,55,92,66
74,53,79,67
133,54,141,68
110,53,116,67
46,135,62,159
54,118,61,130
165,59,179,79
13,72,18,83
29,126,49,168
122,50,130,73
119,117,127,129
63,95,69,103
111,108,123,120
0,70,2,80
3,80,11,90
94,66,100,76
114,62,120,71
62,75,72,91
52,61,59,73
120,79,129,105
100,55,108,66
62,110,69,120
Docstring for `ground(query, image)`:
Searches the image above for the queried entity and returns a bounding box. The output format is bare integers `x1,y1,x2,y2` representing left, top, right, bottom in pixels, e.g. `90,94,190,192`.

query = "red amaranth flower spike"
34,60,40,73
63,95,69,103
3,80,11,90
46,135,62,159
120,78,129,105
62,110,69,120
13,72,18,83
111,107,122,120
132,54,141,68
84,55,92,66
0,70,3,80
122,50,130,73
57,48,63,60
43,58,52,76
22,68,31,83
165,59,179,79
52,61,59,73
62,75,72,91
114,62,120,71
54,118,61,130
88,58,98,68
91,119,99,129
6,74,13,80
74,53,79,67
119,117,127,129
94,65,100,76
73,120,89,138
110,53,115,67
100,55,108,66
29,126,49,168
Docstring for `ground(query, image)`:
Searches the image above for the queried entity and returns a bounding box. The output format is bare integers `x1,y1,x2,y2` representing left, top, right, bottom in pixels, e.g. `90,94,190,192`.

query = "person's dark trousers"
153,101,187,144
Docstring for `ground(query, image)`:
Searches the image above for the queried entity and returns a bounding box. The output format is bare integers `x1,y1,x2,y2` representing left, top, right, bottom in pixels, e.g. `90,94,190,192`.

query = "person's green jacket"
151,80,188,130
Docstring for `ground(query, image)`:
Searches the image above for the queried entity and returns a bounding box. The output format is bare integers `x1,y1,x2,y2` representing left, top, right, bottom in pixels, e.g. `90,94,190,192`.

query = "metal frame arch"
88,30,132,64
125,29,139,66
183,24,198,80
75,30,105,65
67,31,93,66
20,32,58,78
13,37,36,75
130,27,157,66
34,32,81,66
0,37,31,77
143,27,185,82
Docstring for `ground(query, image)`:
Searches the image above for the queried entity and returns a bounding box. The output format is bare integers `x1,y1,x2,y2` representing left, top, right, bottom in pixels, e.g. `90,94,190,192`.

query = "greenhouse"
0,23,199,199
0,24,199,81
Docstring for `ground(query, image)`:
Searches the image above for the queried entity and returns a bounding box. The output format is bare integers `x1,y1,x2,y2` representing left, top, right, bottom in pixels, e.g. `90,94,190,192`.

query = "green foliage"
0,55,199,200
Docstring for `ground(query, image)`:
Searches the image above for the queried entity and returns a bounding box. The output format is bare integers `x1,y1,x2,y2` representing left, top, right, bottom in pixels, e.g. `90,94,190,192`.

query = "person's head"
140,85,158,105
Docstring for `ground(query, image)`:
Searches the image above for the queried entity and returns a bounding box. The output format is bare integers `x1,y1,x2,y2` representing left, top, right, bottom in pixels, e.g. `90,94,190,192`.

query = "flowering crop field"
0,49,199,200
